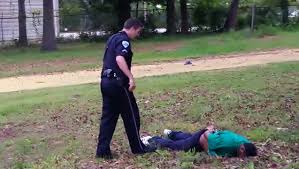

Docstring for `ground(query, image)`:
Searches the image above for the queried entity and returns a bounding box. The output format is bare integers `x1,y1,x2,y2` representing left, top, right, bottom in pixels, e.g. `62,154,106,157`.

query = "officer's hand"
129,78,136,92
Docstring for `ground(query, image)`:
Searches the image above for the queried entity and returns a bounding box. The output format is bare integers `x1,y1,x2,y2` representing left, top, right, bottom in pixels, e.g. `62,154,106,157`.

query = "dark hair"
244,143,257,157
123,18,144,29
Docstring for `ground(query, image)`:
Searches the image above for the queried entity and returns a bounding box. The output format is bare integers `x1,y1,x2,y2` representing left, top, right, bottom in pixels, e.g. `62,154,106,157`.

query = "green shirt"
207,130,251,157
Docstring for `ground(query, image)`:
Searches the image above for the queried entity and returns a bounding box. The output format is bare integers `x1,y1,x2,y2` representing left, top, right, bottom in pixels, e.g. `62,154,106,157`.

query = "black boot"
96,146,113,159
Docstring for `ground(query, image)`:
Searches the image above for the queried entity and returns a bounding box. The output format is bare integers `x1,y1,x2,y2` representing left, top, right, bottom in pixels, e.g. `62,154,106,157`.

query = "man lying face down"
141,125,257,158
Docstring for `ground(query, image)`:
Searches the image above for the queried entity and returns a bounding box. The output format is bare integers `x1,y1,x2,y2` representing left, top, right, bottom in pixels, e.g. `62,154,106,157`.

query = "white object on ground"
141,136,153,145
163,129,172,137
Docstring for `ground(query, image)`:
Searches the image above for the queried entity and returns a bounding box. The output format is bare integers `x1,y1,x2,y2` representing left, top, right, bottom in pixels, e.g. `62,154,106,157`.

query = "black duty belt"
102,69,120,80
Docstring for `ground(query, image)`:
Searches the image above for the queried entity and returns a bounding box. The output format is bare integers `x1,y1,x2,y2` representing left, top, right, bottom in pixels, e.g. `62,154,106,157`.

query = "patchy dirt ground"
0,41,185,79
0,48,299,93
0,56,100,77
1,83,298,168
0,57,97,72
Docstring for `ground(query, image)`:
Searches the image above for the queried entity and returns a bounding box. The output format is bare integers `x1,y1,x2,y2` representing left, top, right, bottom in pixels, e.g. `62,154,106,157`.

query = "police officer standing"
96,18,152,159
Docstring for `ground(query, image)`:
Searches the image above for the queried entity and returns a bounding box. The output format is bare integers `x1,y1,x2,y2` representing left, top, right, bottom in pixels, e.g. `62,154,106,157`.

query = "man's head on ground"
238,143,257,158
123,18,144,39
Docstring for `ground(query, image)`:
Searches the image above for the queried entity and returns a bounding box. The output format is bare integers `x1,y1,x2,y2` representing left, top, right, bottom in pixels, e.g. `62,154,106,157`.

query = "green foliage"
31,154,80,169
254,24,279,37
60,0,83,15
249,0,295,6
60,0,84,31
246,128,299,143
245,128,276,142
286,163,299,169
15,139,34,156
272,130,299,143
192,0,228,31
13,162,32,169
178,151,213,169
237,8,251,29
245,161,255,169
254,7,281,26
283,22,299,31
86,2,118,30
178,151,198,169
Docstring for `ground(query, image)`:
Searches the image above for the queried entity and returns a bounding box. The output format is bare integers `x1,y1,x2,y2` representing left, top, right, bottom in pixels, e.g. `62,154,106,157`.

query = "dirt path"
1,49,299,93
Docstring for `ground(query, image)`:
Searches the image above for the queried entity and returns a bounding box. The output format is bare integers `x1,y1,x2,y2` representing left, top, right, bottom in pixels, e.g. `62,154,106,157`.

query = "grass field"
0,62,298,168
1,29,299,78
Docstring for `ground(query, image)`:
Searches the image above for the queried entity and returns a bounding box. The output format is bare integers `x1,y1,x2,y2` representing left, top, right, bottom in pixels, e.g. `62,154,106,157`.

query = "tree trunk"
180,0,189,33
224,0,240,31
280,0,289,25
41,0,57,51
135,1,139,18
18,0,28,46
116,0,131,29
166,0,176,34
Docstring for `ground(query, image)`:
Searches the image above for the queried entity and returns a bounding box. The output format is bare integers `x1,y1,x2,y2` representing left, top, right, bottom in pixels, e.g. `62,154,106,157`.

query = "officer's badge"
122,41,130,48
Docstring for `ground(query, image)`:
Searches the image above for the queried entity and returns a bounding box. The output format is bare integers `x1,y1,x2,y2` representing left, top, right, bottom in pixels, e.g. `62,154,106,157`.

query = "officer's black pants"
96,78,146,155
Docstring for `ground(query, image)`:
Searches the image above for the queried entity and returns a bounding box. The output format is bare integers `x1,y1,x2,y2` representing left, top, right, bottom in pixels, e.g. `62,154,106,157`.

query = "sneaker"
163,129,172,137
141,136,153,146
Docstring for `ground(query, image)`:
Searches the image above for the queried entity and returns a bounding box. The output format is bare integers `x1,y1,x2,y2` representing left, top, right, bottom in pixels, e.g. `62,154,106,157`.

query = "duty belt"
102,69,120,80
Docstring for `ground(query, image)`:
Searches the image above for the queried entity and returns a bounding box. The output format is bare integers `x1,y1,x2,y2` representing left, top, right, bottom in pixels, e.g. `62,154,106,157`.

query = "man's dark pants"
151,129,207,152
96,78,146,156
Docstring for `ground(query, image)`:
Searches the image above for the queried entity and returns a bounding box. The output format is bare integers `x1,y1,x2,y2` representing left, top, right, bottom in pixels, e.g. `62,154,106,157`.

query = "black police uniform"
96,31,147,157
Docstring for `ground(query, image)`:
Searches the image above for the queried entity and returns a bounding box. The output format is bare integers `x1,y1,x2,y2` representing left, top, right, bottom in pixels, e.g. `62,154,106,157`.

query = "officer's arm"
116,55,134,80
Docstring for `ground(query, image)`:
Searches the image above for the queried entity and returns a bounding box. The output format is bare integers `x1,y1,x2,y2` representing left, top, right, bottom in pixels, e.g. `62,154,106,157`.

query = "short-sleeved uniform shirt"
207,130,251,157
102,31,133,84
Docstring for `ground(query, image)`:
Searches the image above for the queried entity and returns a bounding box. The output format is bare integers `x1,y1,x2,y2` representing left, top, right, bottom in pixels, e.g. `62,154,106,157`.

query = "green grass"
0,62,298,168
1,29,299,78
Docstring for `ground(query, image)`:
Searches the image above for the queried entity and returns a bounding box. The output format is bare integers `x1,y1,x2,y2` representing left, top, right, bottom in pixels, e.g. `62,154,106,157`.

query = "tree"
224,0,240,31
180,0,189,33
257,0,291,25
80,0,130,31
166,0,176,34
41,0,57,51
280,0,289,24
103,0,131,29
18,0,28,46
135,1,139,18
115,0,131,29
60,0,83,31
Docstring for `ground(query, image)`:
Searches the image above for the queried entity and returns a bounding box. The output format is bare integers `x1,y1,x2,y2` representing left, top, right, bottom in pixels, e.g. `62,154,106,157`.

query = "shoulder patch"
122,41,130,48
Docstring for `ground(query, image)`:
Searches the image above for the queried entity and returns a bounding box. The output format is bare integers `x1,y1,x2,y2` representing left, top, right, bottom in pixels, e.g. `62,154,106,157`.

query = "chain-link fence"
0,10,59,43
0,0,59,46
